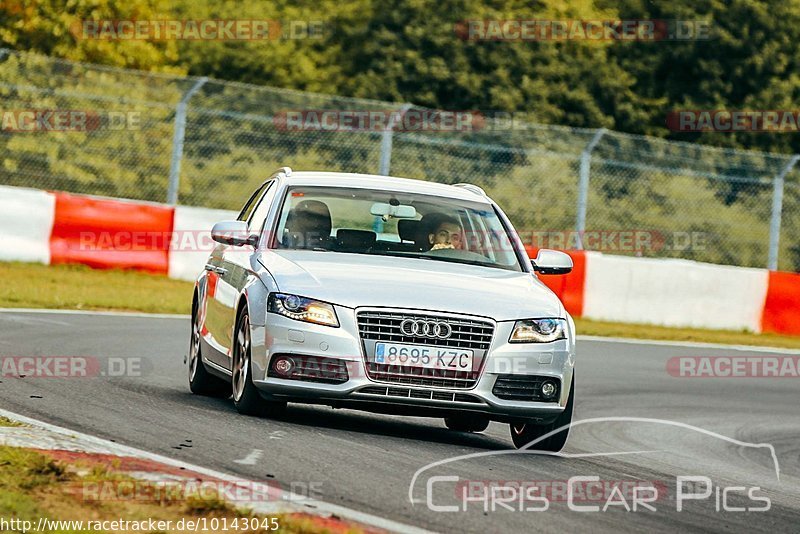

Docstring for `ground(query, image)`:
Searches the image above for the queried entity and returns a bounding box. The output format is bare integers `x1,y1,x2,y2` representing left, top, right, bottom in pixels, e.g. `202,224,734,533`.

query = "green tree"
0,0,183,72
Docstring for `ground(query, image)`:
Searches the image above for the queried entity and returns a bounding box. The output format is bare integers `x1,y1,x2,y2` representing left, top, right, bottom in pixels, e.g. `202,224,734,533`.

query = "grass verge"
0,416,27,427
575,318,800,349
0,444,361,533
0,262,193,315
1,261,798,349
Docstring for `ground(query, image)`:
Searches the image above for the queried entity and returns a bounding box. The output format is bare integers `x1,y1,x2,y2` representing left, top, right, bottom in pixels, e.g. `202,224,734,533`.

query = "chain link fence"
1,49,798,271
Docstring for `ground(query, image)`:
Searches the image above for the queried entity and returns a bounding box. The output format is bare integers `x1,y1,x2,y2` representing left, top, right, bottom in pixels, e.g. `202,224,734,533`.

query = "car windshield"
272,186,523,272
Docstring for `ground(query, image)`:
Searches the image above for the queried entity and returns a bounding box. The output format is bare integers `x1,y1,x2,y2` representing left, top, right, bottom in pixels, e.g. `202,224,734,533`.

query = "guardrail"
1,183,797,335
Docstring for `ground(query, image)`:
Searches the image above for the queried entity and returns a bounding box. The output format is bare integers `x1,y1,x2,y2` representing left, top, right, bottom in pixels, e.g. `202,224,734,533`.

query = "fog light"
273,357,294,376
541,380,557,399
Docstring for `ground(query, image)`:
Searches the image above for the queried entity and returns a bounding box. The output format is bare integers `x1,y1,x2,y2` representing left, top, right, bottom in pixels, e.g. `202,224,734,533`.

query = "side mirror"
532,249,573,275
211,220,256,247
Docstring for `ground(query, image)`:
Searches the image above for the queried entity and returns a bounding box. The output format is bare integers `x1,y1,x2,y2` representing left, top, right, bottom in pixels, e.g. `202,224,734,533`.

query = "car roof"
281,171,491,203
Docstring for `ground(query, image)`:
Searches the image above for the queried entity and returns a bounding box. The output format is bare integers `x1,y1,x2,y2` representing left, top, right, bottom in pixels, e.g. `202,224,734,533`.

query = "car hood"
258,250,564,321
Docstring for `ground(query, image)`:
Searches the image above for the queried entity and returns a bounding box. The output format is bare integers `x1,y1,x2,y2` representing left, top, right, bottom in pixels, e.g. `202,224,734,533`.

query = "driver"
426,213,464,251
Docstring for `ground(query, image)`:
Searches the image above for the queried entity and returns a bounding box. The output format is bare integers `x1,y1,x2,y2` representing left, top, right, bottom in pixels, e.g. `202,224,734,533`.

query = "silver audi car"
188,167,576,450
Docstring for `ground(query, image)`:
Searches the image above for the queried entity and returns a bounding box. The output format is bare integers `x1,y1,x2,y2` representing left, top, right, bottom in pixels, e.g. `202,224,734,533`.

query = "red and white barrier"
50,191,175,274
525,247,586,317
582,253,769,332
0,184,235,280
169,205,238,281
761,271,800,335
1,184,798,336
0,186,55,264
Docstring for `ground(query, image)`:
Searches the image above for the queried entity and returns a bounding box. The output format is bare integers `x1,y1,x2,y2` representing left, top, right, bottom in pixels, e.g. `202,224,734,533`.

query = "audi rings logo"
400,319,453,339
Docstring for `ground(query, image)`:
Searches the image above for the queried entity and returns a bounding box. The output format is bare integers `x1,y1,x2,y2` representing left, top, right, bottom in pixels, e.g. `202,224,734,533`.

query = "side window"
237,182,270,222
247,181,276,231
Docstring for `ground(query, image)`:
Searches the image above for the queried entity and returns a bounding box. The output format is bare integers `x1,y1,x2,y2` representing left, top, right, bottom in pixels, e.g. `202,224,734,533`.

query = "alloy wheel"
232,315,251,402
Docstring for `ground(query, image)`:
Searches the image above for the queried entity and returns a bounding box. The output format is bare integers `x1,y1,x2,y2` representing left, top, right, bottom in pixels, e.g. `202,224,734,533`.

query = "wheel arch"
239,275,270,326
236,278,270,381
236,292,248,319
192,285,200,315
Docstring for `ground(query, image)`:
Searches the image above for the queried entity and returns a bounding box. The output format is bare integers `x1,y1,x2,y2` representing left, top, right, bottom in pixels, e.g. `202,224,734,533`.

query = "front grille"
267,354,348,384
492,375,560,402
358,386,484,404
357,310,495,389
357,311,494,350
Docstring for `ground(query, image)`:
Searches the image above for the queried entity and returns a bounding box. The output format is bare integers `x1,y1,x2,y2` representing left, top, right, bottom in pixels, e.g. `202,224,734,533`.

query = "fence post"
768,155,798,271
378,103,413,176
167,77,208,205
575,128,607,249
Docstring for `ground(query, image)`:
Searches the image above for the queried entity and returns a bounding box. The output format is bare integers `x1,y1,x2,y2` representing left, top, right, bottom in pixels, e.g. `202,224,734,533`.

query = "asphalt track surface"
0,310,798,533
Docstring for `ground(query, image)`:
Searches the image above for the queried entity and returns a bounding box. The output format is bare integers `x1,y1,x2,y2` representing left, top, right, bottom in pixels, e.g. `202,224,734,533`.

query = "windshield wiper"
366,250,434,260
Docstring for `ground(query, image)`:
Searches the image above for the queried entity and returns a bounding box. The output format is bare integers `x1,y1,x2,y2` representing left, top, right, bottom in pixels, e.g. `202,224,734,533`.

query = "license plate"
374,342,473,371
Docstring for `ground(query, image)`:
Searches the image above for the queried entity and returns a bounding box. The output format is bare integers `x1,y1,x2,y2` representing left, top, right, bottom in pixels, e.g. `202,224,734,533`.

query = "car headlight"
509,318,566,343
267,293,339,327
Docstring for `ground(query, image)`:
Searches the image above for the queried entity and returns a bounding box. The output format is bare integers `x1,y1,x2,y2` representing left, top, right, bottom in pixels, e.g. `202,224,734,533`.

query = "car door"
200,244,228,367
201,182,271,367
215,180,278,370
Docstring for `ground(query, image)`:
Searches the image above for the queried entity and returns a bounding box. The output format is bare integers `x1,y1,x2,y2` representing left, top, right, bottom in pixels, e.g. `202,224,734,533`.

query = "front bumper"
250,306,575,423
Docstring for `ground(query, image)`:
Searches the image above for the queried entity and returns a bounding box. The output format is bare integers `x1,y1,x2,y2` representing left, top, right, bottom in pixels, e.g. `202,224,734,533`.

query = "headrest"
336,229,376,251
283,200,332,248
397,219,420,242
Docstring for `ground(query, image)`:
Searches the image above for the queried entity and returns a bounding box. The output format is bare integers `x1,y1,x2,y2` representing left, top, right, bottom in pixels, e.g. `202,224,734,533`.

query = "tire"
509,374,574,451
188,298,231,398
444,415,490,433
232,309,286,417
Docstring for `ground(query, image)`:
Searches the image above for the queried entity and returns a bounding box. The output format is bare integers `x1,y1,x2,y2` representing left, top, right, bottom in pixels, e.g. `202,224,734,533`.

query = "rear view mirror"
532,249,573,275
211,220,256,246
370,202,417,219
